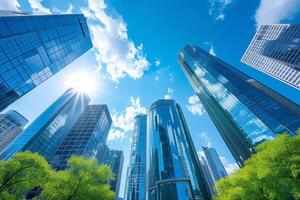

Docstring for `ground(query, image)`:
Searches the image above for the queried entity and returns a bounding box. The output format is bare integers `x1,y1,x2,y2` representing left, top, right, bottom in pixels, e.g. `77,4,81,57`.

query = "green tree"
0,151,51,199
40,156,115,200
214,134,300,200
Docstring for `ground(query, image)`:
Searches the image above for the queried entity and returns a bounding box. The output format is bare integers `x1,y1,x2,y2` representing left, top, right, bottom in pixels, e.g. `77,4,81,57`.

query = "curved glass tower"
147,100,210,200
125,114,147,200
178,44,300,166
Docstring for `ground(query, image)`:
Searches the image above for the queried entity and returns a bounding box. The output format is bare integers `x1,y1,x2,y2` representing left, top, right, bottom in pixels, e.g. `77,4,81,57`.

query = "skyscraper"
147,99,211,200
0,12,93,111
198,156,215,197
0,110,28,153
178,44,300,166
100,147,124,200
241,24,300,89
202,147,228,182
51,105,112,170
0,89,90,160
124,114,147,200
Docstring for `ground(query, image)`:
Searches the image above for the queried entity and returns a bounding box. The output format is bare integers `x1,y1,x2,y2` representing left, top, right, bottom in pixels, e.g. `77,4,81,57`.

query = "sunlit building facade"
202,147,227,182
125,114,147,200
101,147,124,200
0,89,90,160
179,44,300,166
241,24,300,89
0,110,28,153
198,156,215,197
147,99,211,200
0,12,92,111
51,105,112,170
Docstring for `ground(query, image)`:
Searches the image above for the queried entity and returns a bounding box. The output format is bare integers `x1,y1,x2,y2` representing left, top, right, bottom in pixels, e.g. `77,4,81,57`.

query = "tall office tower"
0,110,28,153
0,12,92,111
178,44,300,166
124,114,147,200
202,147,227,182
198,156,215,197
241,24,300,89
51,105,112,170
101,147,124,200
147,99,211,200
0,89,90,160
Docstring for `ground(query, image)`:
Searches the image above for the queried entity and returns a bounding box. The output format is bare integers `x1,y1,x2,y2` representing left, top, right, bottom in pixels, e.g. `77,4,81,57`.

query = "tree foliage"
214,134,300,200
0,151,50,199
40,156,115,200
0,152,115,200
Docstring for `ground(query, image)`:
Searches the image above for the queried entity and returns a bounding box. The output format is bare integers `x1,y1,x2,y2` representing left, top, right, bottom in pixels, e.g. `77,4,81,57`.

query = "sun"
66,70,98,95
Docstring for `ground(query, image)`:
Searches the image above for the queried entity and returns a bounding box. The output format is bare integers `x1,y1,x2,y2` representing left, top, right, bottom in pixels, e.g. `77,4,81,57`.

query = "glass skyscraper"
178,44,300,166
125,114,147,200
147,99,211,200
51,105,112,170
0,12,92,111
100,146,124,200
202,147,228,182
241,24,300,89
198,156,215,197
0,89,90,160
0,110,28,153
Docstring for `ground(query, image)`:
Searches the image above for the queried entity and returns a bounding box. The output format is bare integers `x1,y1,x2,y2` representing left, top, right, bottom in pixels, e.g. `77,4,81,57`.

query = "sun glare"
66,70,98,95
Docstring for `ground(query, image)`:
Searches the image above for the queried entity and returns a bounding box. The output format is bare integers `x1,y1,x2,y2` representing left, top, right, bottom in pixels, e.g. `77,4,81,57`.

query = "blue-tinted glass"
0,89,90,160
125,114,147,200
51,105,112,170
0,13,92,111
147,100,211,200
179,44,300,166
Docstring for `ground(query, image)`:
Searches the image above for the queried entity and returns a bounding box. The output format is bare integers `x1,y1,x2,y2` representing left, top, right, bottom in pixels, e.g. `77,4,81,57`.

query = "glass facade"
147,100,211,200
51,105,112,170
202,147,228,182
241,24,300,89
0,89,90,160
179,44,300,166
198,156,215,197
0,13,92,111
0,110,28,153
100,147,124,200
125,114,147,200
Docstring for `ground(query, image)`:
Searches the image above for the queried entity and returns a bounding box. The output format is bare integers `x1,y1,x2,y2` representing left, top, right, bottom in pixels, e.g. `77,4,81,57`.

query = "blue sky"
1,0,300,198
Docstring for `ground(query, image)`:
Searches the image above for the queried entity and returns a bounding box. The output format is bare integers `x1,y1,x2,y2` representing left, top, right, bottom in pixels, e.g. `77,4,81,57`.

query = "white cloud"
197,132,212,147
220,156,240,174
187,95,205,116
155,76,159,81
52,3,74,14
255,0,300,28
168,72,174,82
155,60,161,67
209,46,216,56
80,0,149,82
208,0,232,21
215,13,225,21
108,97,146,141
28,0,51,14
164,88,174,99
107,129,125,141
0,0,20,11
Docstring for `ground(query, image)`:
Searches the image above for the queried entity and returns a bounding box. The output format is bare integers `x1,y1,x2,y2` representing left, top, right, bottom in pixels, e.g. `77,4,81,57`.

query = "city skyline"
1,0,300,199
